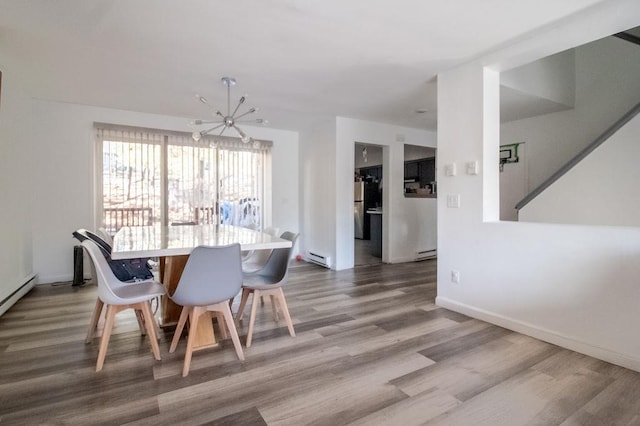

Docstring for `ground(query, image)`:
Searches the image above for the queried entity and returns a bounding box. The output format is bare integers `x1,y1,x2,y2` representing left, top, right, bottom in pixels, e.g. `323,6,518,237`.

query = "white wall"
520,114,640,226
31,99,299,283
404,144,435,162
501,49,575,107
437,0,640,372
299,119,337,267
502,35,640,193
335,117,437,269
0,59,34,300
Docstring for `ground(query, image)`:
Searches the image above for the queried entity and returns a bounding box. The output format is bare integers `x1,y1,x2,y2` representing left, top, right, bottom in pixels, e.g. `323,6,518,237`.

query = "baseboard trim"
0,274,36,317
36,274,73,284
436,296,640,373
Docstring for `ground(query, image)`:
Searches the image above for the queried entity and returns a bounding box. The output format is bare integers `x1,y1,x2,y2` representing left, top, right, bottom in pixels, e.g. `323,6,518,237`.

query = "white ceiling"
0,0,606,132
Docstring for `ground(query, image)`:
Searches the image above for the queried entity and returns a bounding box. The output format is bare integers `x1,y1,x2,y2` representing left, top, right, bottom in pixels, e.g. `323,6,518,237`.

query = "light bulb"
234,126,251,143
192,131,202,142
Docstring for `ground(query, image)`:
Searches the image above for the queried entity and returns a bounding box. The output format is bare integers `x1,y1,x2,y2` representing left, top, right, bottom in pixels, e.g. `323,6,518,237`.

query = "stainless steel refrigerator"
354,181,380,239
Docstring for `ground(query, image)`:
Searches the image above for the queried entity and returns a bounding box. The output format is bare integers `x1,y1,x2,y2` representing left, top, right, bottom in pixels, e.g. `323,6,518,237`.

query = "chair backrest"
171,244,243,306
97,227,113,246
73,228,112,254
81,239,131,305
256,232,298,283
74,228,153,282
263,226,279,237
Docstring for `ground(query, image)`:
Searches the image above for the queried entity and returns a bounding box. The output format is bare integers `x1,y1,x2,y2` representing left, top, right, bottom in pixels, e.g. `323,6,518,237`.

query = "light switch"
465,161,479,175
446,194,460,208
444,163,456,176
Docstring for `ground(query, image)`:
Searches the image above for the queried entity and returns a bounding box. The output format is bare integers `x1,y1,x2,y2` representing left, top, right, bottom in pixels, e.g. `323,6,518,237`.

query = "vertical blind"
96,125,272,234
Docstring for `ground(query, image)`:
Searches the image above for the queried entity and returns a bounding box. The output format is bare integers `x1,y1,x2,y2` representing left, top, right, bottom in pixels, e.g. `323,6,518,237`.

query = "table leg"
160,255,218,349
160,255,189,327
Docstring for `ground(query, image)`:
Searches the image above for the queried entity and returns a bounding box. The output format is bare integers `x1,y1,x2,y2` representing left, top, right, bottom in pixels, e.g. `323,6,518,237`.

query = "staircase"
515,100,640,211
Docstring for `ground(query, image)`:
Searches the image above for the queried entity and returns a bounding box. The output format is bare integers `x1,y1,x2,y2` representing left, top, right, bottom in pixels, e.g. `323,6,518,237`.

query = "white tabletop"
112,224,291,259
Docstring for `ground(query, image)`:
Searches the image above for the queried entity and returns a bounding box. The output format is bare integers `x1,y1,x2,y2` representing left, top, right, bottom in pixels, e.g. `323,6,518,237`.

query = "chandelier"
190,77,266,143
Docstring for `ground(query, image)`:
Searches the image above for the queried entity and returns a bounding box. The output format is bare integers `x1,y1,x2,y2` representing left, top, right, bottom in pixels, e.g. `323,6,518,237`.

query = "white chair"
96,227,113,246
237,232,298,347
82,240,165,372
169,244,245,377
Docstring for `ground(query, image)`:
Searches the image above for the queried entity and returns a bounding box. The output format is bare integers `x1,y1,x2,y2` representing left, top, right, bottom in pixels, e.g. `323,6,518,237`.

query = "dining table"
112,223,293,350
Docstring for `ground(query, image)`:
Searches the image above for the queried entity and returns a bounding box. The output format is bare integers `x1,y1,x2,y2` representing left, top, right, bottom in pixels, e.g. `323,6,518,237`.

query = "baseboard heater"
0,273,36,317
306,250,331,269
415,249,437,261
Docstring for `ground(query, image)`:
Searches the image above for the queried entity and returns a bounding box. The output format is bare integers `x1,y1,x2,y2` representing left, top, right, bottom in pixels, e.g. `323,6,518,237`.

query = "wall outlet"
450,270,460,284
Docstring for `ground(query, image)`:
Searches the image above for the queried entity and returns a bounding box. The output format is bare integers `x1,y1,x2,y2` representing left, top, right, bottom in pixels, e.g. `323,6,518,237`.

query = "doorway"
354,143,383,266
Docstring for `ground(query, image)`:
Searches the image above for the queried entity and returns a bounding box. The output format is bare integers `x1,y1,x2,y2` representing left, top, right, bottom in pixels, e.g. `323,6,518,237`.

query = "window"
96,124,272,235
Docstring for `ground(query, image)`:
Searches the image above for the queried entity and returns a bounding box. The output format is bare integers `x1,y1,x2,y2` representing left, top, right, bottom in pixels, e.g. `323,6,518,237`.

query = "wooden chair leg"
170,306,190,353
270,294,279,321
276,288,296,338
86,298,104,344
183,306,203,377
219,303,245,361
96,304,117,372
140,302,161,361
237,288,251,321
135,309,147,336
246,289,261,348
216,312,228,339
151,300,161,340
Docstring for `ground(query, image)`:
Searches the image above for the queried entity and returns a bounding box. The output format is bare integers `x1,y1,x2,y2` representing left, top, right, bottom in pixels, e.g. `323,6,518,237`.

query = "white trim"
36,274,73,284
0,274,36,317
436,296,640,373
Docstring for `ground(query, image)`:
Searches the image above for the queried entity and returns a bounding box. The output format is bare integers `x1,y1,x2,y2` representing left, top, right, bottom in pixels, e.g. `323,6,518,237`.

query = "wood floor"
354,238,382,266
1,259,640,425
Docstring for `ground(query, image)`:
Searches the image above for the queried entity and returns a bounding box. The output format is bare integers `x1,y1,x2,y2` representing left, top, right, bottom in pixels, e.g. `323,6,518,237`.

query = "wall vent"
415,249,437,261
306,250,331,269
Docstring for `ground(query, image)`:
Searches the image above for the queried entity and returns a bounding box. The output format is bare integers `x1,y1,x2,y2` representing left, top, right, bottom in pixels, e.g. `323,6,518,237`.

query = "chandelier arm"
235,118,264,123
232,124,251,143
219,126,227,136
191,119,218,125
233,108,257,121
201,123,225,136
227,83,231,116
231,98,245,119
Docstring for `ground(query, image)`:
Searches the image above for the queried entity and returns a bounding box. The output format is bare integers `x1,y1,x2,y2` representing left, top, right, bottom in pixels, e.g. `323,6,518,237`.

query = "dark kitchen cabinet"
404,157,436,197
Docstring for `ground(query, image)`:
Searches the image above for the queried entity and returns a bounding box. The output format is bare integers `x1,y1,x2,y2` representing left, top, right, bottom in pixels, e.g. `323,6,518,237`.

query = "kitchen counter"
404,193,437,199
367,210,382,258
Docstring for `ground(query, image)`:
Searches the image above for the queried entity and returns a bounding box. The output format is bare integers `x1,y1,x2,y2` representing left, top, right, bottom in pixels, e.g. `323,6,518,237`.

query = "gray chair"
168,244,245,377
242,226,280,273
81,240,165,372
237,232,298,347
